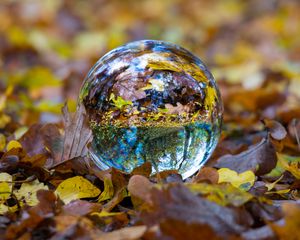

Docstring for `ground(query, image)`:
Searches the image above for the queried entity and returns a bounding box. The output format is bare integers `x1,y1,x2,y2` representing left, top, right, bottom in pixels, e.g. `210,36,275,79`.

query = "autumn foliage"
1,1,300,240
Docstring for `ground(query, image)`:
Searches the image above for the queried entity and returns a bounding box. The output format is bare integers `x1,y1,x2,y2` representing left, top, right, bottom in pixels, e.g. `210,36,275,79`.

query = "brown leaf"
19,104,92,170
52,215,101,239
279,107,300,124
214,137,277,175
19,123,65,169
131,162,152,177
192,167,219,184
142,184,253,238
127,175,153,207
40,124,64,167
0,148,24,173
152,219,224,240
262,119,287,141
111,168,129,191
58,103,93,167
247,201,283,223
37,103,93,170
225,88,285,112
97,225,147,240
100,168,130,212
270,202,300,240
288,118,300,149
19,124,49,157
150,170,180,182
62,200,102,216
5,190,61,240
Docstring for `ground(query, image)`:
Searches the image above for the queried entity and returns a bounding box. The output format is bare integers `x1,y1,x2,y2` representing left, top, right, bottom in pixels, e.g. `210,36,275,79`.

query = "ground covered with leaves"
1,0,300,239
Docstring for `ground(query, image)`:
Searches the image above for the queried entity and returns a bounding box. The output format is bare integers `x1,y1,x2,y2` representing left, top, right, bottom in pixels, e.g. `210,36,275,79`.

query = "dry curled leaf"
215,137,277,176
142,184,253,238
263,119,287,141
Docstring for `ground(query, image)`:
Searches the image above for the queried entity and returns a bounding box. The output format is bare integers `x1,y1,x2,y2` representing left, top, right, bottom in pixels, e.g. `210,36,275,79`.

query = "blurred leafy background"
1,2,300,238
1,0,300,126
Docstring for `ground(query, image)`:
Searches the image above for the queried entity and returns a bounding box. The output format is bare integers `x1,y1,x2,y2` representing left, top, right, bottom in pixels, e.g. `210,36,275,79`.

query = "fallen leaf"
270,202,300,240
267,153,300,179
142,184,253,237
0,134,6,151
262,119,287,140
59,103,93,168
55,176,101,204
97,225,147,240
0,173,12,214
187,182,253,207
5,190,60,239
0,172,12,200
91,211,125,217
127,175,153,207
6,140,22,151
20,123,63,164
218,168,255,191
62,199,101,216
102,188,127,212
16,66,61,90
215,137,277,175
265,175,284,191
52,215,101,239
99,168,129,211
0,113,10,129
192,167,219,184
98,177,114,202
151,219,223,240
15,179,49,206
277,154,300,179
131,162,152,177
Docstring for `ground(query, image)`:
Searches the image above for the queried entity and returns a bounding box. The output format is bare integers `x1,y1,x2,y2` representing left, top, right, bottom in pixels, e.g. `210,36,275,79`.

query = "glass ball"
79,40,223,179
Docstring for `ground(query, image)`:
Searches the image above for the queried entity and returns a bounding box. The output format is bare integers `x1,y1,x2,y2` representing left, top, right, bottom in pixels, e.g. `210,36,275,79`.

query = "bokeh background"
1,0,300,128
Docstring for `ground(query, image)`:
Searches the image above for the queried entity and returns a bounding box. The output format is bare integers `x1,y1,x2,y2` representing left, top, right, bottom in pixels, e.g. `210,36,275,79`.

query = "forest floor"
0,1,300,239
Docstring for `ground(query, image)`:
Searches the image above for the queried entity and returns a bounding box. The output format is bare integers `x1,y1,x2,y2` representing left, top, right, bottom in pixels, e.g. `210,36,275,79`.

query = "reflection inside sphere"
79,40,222,179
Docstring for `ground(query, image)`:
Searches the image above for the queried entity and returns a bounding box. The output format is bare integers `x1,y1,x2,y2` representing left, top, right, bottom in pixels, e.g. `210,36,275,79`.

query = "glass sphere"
79,40,222,179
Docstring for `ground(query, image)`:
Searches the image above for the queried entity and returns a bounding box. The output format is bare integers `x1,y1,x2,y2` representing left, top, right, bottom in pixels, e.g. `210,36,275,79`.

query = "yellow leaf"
91,211,123,217
0,173,12,200
0,173,13,214
187,182,253,206
0,85,13,112
98,178,114,202
35,100,64,114
266,189,290,195
14,126,28,140
6,140,22,151
0,113,11,129
0,204,9,214
55,176,101,204
0,134,6,151
15,179,48,206
218,168,255,191
277,154,300,179
265,175,284,191
10,67,61,90
7,26,28,46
